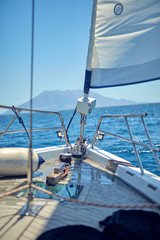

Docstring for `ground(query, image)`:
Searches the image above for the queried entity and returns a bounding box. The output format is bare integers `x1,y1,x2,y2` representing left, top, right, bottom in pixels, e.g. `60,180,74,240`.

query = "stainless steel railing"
92,113,160,175
0,104,69,147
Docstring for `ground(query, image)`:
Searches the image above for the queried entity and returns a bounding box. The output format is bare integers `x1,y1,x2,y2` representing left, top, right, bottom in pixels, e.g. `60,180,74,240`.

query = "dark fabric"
100,210,160,240
37,210,160,240
84,69,91,94
37,225,102,240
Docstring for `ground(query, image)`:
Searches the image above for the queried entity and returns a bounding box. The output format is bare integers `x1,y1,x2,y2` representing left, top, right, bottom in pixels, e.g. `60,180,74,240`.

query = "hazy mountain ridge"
19,90,136,111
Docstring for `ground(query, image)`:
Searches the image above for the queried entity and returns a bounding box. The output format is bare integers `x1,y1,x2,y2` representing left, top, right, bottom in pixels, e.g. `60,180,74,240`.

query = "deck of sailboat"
0,156,159,240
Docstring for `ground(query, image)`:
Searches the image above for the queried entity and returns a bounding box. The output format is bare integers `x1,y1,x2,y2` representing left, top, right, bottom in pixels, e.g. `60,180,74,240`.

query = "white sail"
84,0,160,94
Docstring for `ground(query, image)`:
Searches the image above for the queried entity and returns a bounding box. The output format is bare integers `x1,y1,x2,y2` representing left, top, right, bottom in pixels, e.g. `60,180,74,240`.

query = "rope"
0,185,29,198
31,185,160,209
1,184,160,209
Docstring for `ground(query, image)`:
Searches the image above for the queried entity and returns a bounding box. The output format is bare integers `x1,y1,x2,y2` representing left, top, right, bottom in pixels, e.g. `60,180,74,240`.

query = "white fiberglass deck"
0,156,159,240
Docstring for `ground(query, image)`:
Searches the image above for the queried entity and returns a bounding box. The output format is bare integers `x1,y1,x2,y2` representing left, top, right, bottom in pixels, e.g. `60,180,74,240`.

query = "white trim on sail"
84,0,160,94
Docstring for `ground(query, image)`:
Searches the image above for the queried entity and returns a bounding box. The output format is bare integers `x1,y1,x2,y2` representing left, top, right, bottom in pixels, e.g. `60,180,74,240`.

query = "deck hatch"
14,182,83,200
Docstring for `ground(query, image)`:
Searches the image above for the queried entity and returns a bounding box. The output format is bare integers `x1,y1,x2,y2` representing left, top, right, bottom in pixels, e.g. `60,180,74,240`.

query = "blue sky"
0,0,160,114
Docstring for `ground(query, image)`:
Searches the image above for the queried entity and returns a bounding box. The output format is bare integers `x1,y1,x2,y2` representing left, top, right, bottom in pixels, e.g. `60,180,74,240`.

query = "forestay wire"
27,0,35,207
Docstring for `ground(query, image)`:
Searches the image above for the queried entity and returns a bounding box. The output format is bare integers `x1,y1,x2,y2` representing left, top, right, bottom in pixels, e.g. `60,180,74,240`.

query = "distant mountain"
19,90,136,111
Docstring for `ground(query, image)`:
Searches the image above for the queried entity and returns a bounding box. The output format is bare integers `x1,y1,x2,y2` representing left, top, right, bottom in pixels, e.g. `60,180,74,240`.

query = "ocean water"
0,103,160,176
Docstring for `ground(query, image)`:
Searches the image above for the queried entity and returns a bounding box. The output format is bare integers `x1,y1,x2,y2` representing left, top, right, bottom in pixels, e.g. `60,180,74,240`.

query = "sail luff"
84,0,97,94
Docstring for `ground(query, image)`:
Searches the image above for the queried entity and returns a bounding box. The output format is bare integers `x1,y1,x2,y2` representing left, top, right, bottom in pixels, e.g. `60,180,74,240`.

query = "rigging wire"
64,106,77,153
147,113,160,117
12,105,30,140
27,0,35,208
66,106,77,134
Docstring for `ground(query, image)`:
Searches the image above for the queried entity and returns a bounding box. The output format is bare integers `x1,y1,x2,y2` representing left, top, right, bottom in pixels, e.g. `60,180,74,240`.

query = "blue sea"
0,103,160,176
